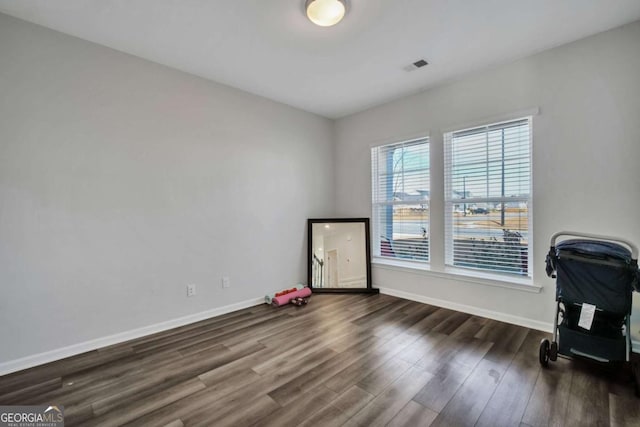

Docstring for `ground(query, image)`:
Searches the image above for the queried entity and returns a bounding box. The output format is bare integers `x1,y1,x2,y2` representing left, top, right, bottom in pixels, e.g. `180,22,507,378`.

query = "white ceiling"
2,1,640,118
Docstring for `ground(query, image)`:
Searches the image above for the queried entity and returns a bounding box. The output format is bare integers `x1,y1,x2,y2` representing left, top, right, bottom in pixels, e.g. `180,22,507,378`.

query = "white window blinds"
444,118,531,276
371,138,430,263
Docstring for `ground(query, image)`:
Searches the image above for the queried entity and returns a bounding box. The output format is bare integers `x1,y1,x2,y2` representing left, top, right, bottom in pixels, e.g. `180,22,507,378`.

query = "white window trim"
443,116,533,279
441,107,539,134
372,257,542,293
368,109,539,288
368,130,432,150
371,136,431,265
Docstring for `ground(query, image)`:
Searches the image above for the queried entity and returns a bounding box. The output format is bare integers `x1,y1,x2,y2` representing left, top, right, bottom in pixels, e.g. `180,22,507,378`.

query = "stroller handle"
550,231,638,259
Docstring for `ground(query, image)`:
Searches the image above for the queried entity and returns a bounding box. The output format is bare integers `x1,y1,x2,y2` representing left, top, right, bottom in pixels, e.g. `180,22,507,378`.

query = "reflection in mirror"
308,219,376,293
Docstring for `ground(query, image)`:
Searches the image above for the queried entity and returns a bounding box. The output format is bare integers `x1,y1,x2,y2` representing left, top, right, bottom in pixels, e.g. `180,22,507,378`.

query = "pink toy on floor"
271,287,312,306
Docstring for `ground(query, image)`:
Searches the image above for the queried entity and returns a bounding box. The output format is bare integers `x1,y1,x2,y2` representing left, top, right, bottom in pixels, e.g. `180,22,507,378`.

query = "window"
372,137,430,263
444,118,531,277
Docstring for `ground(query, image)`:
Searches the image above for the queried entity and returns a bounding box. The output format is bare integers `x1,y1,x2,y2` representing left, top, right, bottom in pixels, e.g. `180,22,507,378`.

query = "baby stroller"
541,231,639,383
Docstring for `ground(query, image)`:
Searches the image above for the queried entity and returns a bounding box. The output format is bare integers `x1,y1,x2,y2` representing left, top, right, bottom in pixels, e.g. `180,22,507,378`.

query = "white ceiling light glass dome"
305,0,347,27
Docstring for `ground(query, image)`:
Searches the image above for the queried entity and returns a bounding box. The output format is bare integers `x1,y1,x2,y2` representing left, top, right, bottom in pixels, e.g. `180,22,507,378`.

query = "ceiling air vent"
403,59,429,72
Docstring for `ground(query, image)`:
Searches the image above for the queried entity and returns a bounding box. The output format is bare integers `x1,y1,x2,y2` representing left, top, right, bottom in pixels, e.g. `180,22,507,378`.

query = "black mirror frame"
307,218,379,294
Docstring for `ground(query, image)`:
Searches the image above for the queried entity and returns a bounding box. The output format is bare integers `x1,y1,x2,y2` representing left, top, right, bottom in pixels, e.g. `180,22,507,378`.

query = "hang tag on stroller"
578,303,596,330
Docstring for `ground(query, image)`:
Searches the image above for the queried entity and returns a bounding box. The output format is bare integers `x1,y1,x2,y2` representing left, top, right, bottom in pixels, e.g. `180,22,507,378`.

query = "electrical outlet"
222,276,230,289
187,284,196,297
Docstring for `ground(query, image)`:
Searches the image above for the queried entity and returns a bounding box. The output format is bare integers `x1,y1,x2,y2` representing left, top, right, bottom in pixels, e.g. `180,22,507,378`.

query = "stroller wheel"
550,341,558,361
539,339,550,367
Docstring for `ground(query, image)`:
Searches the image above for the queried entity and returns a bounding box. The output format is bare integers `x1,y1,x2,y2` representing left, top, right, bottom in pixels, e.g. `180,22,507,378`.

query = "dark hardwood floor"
1,294,638,426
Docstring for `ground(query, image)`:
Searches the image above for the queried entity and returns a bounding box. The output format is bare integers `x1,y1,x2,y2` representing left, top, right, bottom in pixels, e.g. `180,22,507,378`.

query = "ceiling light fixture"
305,0,347,27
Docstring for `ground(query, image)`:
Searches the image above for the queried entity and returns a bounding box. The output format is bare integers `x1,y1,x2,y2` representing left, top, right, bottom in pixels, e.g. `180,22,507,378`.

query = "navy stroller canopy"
546,239,640,315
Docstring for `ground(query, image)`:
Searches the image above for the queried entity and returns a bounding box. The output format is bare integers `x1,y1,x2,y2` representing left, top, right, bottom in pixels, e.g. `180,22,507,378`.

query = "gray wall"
334,21,640,334
0,13,335,363
2,11,640,368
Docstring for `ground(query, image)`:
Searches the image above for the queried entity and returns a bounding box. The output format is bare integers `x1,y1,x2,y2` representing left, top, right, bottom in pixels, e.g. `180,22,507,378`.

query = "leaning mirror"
308,218,378,293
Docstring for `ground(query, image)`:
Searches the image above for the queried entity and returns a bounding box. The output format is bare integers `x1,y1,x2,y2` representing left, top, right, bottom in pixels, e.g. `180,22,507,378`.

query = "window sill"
372,257,542,294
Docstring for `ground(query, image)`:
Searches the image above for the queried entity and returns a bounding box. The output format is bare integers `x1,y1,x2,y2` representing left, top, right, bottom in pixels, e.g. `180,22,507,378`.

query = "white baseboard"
3,291,637,376
379,287,640,352
0,297,265,376
378,286,554,332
